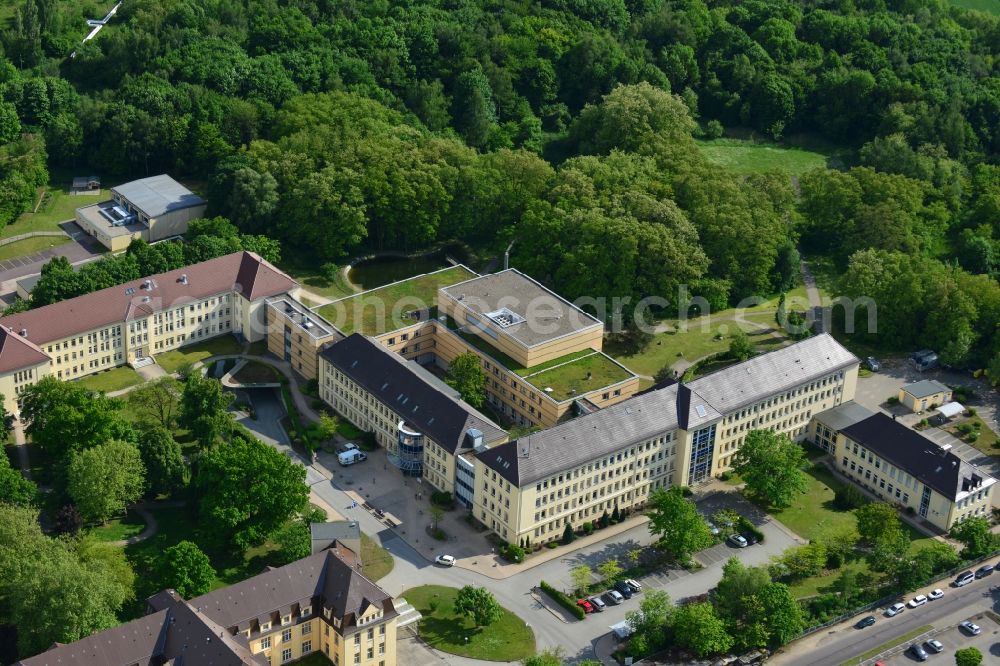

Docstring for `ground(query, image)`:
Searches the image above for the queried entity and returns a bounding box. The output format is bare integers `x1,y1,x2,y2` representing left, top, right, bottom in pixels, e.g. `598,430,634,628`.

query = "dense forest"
1,0,999,371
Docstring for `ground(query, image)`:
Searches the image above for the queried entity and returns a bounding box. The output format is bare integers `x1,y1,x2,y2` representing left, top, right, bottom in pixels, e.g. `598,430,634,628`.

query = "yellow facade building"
16,548,398,666
897,379,953,413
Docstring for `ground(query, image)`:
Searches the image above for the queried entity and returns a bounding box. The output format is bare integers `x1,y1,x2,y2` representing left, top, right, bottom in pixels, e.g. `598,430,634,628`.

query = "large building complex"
75,174,207,251
473,334,860,545
0,251,296,413
16,548,398,666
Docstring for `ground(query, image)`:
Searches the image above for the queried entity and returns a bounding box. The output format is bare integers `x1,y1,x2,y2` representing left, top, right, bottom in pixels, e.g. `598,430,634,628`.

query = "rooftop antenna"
504,240,515,270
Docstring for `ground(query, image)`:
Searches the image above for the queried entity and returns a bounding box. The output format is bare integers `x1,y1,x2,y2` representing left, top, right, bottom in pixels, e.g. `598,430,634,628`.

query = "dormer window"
301,606,312,617
260,622,271,632
281,614,292,626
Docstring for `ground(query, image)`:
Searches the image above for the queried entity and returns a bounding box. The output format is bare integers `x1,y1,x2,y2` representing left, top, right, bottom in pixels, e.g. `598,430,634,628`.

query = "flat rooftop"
112,174,205,218
440,269,603,348
76,200,146,238
317,265,477,336
266,295,339,341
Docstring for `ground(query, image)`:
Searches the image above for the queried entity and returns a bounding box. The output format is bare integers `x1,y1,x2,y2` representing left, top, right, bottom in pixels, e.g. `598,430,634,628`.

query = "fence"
795,546,1000,640
0,230,68,247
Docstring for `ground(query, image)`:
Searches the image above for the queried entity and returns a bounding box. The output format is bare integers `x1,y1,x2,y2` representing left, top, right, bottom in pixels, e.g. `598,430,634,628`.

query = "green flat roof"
318,265,476,336
521,352,634,402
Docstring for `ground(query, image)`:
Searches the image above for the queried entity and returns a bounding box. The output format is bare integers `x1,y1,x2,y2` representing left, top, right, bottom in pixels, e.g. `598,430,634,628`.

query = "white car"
925,639,944,653
885,602,905,617
960,621,981,635
434,554,456,567
907,594,927,608
728,534,749,548
927,588,944,600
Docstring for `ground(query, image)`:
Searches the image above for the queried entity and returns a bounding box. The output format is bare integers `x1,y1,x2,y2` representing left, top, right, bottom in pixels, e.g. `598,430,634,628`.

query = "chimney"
180,274,188,285
19,328,27,337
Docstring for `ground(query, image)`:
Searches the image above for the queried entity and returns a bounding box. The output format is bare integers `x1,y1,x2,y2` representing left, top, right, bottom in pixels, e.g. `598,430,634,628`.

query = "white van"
338,449,367,466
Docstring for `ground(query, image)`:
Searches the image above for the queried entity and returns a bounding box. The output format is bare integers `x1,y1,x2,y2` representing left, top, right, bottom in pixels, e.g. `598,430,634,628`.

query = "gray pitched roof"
112,174,205,218
901,379,951,399
320,333,507,454
687,333,858,414
813,402,876,432
841,413,996,500
481,383,694,486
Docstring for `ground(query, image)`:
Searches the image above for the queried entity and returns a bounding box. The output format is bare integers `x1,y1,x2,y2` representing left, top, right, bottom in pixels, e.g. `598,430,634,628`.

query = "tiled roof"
841,413,996,500
320,333,507,454
0,325,50,373
0,252,296,348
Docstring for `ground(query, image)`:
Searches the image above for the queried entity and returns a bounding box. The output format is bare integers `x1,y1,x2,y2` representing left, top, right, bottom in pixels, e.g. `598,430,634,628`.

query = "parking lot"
879,612,1000,664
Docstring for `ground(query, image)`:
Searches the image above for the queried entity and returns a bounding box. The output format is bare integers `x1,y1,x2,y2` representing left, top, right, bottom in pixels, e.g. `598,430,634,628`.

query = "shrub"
562,523,576,544
887,396,899,405
958,423,976,435
704,119,724,139
432,528,446,541
501,543,524,563
718,471,732,481
967,407,977,416
546,542,558,549
737,516,765,544
539,581,586,620
905,506,916,515
582,522,594,535
431,491,454,509
681,487,693,497
833,485,867,510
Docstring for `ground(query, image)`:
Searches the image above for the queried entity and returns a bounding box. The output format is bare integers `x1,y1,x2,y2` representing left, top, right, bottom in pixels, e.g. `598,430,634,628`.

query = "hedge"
539,581,585,620
737,516,765,544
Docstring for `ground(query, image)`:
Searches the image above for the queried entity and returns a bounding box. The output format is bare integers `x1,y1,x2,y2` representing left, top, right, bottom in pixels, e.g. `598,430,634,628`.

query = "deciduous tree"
646,486,712,560
732,430,808,508
672,601,734,657
159,541,216,598
447,352,486,408
67,440,145,524
454,585,503,627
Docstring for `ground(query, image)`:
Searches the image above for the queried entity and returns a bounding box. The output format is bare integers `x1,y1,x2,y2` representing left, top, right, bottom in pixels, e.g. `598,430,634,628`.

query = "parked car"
864,356,880,371
728,534,749,548
336,442,359,454
928,588,944,600
909,644,928,662
855,616,876,629
706,520,720,536
884,603,905,617
975,563,994,578
925,639,944,654
907,594,928,608
742,532,759,546
576,599,594,614
911,349,939,372
614,580,634,599
603,590,624,605
338,448,367,466
588,596,606,612
624,579,642,593
434,554,455,567
960,621,981,635
954,570,975,586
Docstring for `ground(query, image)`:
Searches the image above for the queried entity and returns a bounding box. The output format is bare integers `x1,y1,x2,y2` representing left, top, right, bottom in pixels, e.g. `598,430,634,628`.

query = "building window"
281,648,292,663
301,621,312,635
260,637,271,649
282,628,292,643
302,640,312,654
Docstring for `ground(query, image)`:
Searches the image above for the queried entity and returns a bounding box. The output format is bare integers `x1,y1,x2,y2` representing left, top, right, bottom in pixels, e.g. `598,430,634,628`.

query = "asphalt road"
792,575,1000,666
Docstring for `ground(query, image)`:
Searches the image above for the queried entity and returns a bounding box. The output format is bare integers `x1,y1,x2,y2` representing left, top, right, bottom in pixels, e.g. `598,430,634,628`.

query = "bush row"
539,580,586,620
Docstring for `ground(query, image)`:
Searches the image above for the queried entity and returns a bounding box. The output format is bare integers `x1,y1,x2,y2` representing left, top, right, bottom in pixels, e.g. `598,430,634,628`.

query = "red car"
576,599,594,614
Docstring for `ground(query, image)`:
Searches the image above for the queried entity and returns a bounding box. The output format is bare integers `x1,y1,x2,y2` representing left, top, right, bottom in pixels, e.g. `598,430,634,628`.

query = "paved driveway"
0,222,105,297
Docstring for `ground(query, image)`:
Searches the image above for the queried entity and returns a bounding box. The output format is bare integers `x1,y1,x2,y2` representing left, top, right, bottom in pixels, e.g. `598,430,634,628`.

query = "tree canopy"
731,430,808,508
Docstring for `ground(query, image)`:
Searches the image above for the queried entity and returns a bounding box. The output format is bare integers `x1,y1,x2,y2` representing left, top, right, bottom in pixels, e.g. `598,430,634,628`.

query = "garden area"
155,336,244,373
2,186,105,240
401,585,535,662
946,414,999,455
696,138,831,176
0,235,69,261
231,360,281,385
73,366,143,393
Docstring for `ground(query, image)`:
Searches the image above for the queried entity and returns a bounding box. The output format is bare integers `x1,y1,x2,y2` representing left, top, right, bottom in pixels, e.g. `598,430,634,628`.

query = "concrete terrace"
316,265,476,336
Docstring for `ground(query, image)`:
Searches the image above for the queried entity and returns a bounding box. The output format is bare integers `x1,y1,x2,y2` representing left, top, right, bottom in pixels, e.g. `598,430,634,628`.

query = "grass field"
232,360,281,384
361,533,394,581
951,0,1000,14
319,265,476,335
696,138,829,175
85,510,147,542
521,352,634,401
155,336,244,373
279,261,356,301
945,414,1000,456
0,235,70,261
2,187,106,240
402,585,535,661
74,366,144,393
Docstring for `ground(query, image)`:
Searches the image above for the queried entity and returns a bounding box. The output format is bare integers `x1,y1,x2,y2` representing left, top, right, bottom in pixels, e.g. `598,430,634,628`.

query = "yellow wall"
248,607,397,666
898,387,952,413
146,205,206,242
0,361,49,414
266,302,335,380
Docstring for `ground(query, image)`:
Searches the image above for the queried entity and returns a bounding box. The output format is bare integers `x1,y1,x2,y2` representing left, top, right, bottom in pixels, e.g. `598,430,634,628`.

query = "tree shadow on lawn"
420,615,483,648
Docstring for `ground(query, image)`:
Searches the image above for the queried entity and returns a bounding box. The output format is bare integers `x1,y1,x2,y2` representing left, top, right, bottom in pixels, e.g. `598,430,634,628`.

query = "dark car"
975,563,994,579
864,356,880,371
909,644,928,662
614,580,634,599
855,616,876,629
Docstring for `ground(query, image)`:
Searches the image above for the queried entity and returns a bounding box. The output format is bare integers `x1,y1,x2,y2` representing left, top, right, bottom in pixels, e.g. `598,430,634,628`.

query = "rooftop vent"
142,296,151,303
544,387,553,393
179,274,188,285
485,307,525,328
125,287,135,295
19,328,26,337
695,405,708,418
143,279,153,290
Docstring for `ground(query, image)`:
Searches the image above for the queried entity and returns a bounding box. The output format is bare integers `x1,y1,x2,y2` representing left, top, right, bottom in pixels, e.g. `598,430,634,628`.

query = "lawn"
608,319,787,377
232,360,281,384
0,235,70,261
278,260,356,301
945,414,1000,456
401,585,535,662
74,366,144,393
318,265,476,336
85,510,147,542
2,187,107,240
951,0,1000,14
361,533,394,581
696,138,829,176
521,351,634,401
155,336,244,373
